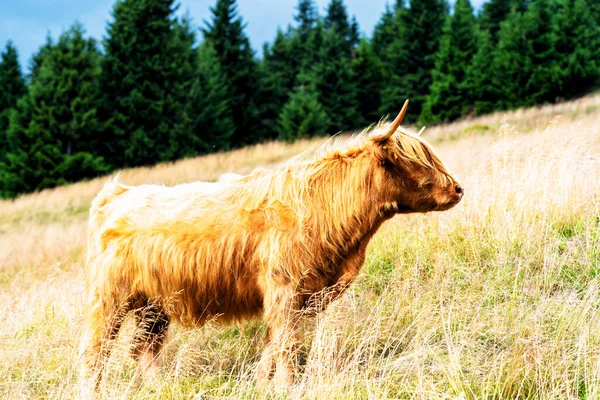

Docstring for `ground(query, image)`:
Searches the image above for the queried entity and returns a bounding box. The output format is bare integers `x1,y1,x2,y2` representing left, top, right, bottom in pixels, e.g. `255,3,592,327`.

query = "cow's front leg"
308,248,367,313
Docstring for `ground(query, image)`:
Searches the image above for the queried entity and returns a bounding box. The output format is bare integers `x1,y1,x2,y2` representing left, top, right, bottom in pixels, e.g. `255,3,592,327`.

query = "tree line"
0,0,598,198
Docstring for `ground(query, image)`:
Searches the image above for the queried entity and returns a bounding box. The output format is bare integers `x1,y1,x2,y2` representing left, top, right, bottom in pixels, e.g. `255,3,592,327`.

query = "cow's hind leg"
131,300,170,374
80,293,130,393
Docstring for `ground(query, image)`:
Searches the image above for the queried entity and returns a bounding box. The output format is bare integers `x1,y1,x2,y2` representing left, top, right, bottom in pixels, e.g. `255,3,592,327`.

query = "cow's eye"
422,183,434,190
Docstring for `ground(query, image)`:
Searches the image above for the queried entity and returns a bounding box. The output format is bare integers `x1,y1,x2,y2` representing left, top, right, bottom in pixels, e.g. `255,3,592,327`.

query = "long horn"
388,100,409,136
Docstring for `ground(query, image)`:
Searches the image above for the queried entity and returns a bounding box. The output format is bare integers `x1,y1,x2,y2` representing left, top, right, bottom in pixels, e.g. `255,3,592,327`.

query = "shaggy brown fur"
80,102,463,388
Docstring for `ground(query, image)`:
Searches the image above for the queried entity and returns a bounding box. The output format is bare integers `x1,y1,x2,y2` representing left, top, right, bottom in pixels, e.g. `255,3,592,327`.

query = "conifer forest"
0,0,598,198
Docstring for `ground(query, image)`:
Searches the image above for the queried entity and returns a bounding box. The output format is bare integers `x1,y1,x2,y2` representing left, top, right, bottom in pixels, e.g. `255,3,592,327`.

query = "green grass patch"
438,124,494,143
0,204,89,232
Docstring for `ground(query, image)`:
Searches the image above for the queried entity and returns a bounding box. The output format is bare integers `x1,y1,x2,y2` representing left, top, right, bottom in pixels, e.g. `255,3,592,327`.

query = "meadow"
1,95,600,399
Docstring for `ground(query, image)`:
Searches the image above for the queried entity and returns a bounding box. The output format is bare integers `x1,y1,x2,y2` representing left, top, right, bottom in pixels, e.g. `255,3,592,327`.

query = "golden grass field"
1,95,600,399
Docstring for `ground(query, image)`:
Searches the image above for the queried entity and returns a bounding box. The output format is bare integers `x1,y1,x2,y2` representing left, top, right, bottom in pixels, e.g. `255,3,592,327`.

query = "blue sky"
0,0,486,72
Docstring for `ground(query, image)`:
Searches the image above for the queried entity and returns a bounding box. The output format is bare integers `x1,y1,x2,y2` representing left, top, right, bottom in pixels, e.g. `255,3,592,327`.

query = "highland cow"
80,101,463,388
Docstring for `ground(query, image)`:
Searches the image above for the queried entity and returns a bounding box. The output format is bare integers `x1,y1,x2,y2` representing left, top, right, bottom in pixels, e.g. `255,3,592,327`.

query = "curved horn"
387,100,409,136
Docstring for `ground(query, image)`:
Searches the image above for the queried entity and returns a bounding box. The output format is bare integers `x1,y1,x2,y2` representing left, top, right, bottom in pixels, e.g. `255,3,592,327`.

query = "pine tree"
422,0,477,123
590,2,600,25
188,42,235,153
294,0,319,42
311,27,359,133
380,0,448,120
555,0,600,98
51,24,104,157
0,96,50,196
372,3,402,65
353,38,384,126
0,41,27,162
28,33,53,82
277,83,329,142
299,20,325,71
372,1,404,115
260,29,297,138
289,0,321,74
490,10,529,110
479,0,524,42
203,0,262,146
464,30,499,115
261,0,325,137
349,16,360,49
324,0,357,54
372,4,393,55
1,25,108,197
521,0,562,106
99,0,191,167
0,42,26,114
171,15,207,158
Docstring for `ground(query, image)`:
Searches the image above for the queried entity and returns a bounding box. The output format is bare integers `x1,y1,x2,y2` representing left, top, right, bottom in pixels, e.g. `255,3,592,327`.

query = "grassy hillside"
1,95,600,399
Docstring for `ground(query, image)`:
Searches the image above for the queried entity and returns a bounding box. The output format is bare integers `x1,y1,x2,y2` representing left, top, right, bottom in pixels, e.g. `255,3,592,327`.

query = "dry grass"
2,95,600,399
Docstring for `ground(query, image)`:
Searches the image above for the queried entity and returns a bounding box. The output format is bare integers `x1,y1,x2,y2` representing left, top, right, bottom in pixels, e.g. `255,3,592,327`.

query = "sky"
0,0,487,72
